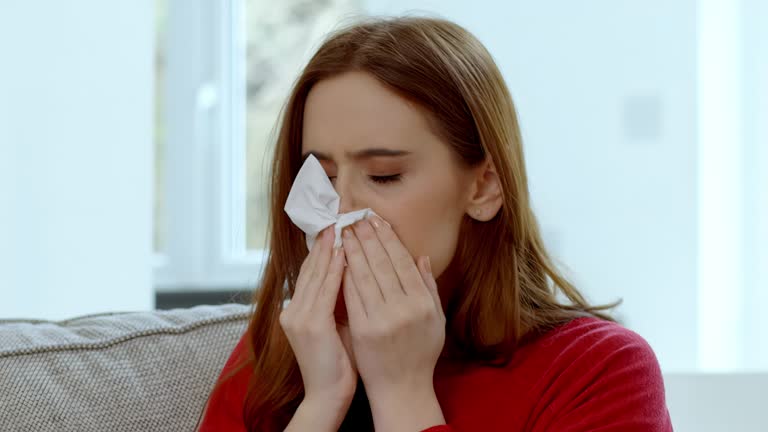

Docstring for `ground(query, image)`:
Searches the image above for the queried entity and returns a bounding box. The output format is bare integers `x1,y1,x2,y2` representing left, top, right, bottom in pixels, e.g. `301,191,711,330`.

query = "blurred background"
0,1,766,425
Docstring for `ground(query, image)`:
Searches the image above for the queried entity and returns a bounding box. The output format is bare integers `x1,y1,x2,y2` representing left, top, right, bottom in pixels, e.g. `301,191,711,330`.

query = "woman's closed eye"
369,174,401,184
327,174,402,185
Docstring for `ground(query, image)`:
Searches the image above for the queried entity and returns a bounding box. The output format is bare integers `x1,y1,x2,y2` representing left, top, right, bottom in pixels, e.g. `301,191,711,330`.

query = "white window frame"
154,0,266,292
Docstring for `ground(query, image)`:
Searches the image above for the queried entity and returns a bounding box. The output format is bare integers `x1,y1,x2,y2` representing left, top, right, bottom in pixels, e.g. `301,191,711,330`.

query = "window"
244,0,361,250
152,0,768,371
154,0,168,254
154,0,359,291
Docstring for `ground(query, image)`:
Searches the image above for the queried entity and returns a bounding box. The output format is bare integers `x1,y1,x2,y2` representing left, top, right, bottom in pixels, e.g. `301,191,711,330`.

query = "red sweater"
199,317,673,431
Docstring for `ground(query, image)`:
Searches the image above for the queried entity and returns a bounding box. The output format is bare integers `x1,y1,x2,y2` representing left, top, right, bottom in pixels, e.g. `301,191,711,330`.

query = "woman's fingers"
417,256,444,317
293,227,331,307
279,229,359,409
342,267,367,327
368,214,426,297
318,245,346,310
351,219,403,301
304,228,336,308
342,227,385,309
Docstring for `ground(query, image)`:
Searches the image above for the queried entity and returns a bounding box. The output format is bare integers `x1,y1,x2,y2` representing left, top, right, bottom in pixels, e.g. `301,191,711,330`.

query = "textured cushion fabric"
0,304,251,432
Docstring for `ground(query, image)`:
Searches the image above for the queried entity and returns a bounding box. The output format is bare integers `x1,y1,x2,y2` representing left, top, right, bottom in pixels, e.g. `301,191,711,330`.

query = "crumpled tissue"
284,154,377,250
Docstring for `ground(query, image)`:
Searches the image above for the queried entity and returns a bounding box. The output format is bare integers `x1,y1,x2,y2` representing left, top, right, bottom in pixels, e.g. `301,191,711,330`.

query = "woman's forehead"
301,72,438,156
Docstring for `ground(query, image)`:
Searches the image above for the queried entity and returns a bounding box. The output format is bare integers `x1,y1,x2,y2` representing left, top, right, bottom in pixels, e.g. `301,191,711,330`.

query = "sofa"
0,304,251,432
5,303,768,432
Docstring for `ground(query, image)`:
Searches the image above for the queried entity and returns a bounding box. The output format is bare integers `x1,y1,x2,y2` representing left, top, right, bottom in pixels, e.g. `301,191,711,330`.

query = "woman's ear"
465,159,502,221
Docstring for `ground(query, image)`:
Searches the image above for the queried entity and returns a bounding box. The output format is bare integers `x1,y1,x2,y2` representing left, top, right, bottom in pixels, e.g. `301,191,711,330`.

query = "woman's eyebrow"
301,150,332,162
349,148,412,160
301,148,412,162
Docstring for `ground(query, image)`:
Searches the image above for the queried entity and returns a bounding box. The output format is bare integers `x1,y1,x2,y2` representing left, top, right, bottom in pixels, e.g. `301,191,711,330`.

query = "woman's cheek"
396,223,430,261
373,203,429,258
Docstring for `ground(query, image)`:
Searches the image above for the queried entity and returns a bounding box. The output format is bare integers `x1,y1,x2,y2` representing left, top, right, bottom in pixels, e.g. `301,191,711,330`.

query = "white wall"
664,372,768,432
361,3,768,429
363,0,699,371
0,0,154,320
742,0,768,370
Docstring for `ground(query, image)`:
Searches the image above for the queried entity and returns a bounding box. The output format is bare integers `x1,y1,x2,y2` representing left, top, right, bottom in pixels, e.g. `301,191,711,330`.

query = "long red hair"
217,16,618,431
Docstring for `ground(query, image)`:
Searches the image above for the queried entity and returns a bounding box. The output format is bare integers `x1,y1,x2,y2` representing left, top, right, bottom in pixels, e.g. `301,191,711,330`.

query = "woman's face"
301,71,476,280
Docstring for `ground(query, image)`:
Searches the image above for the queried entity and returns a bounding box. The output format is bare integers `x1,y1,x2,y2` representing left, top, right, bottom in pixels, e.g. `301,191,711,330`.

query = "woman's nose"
338,200,353,214
337,193,357,214
334,176,361,214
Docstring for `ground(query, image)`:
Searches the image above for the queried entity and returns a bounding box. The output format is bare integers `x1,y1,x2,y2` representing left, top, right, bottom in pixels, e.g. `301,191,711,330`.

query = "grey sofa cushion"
0,304,251,432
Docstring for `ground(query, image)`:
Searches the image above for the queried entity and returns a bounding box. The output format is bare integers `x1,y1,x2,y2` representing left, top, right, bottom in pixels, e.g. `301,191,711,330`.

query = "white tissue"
284,155,376,250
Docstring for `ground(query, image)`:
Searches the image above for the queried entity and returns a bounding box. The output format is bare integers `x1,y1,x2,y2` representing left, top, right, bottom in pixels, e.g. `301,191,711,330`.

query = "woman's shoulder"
520,315,665,383
435,316,672,430
519,316,672,430
536,315,658,359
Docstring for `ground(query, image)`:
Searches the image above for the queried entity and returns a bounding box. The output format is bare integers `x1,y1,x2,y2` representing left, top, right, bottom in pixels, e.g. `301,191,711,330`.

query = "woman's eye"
369,174,402,184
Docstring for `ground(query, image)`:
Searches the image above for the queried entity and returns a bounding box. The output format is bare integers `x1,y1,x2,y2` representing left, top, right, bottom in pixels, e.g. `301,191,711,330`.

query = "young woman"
198,16,672,432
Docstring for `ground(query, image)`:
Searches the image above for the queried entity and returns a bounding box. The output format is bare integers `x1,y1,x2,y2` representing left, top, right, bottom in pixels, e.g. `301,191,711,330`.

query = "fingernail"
370,215,381,229
372,214,391,229
333,246,340,257
425,256,432,274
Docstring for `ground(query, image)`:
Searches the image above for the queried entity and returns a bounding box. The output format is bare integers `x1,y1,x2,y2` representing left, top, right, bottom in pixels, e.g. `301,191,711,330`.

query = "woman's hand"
341,215,447,432
280,227,357,432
